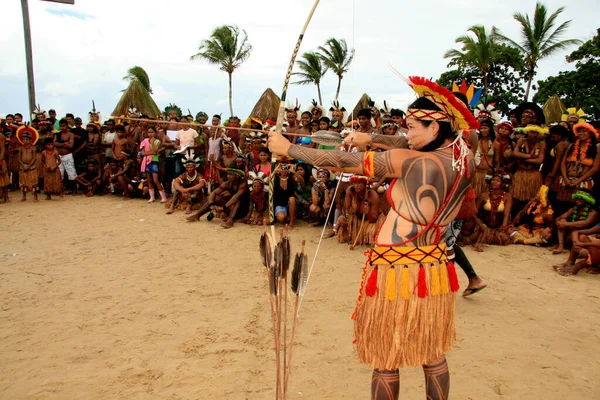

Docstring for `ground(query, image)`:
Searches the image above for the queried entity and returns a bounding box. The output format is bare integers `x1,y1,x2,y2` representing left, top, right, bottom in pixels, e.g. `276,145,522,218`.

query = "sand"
1,195,599,399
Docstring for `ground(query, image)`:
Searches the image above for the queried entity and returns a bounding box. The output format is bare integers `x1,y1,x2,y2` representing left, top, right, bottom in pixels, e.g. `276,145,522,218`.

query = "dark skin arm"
225,181,248,208
54,133,74,150
573,147,600,185
558,209,598,229
546,141,568,184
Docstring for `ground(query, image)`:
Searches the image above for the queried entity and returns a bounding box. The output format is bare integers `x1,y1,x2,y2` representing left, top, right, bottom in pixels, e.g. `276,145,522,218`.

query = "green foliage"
438,44,527,115
534,29,600,120
123,66,152,94
191,25,252,73
317,38,355,101
496,2,582,100
292,52,328,105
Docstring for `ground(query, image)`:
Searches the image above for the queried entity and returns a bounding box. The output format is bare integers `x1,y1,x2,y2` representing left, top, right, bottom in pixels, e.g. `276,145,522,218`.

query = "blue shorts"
146,161,159,174
275,205,289,215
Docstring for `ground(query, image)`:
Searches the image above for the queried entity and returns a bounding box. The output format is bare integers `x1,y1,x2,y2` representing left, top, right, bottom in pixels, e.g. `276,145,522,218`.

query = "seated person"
554,224,600,276
244,171,269,225
336,176,383,248
293,162,313,220
309,168,336,226
75,159,102,197
166,155,206,215
508,185,554,246
187,168,248,229
552,189,598,254
273,163,297,227
476,174,513,247
110,150,136,197
103,159,120,194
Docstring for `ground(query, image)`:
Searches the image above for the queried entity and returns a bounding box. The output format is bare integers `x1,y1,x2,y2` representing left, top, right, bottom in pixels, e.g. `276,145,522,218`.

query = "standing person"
54,119,77,193
543,124,572,216
472,119,495,197
71,117,88,173
0,126,9,202
267,76,476,400
85,123,103,167
111,125,128,163
511,125,546,215
41,138,62,200
102,119,117,160
492,122,515,174
16,127,39,201
357,108,375,134
175,118,199,176
140,126,167,203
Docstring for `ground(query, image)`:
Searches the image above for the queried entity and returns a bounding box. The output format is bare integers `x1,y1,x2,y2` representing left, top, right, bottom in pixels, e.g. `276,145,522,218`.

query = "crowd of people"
1,98,599,275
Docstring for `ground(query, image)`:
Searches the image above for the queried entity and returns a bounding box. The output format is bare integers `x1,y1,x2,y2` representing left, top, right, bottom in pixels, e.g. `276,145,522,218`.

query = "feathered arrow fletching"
259,233,272,269
291,252,309,296
291,253,302,295
280,237,291,277
309,130,342,146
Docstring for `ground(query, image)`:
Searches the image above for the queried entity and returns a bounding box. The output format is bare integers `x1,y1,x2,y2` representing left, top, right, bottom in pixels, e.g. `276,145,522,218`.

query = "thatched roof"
112,78,161,118
244,88,280,126
542,95,566,124
351,93,372,119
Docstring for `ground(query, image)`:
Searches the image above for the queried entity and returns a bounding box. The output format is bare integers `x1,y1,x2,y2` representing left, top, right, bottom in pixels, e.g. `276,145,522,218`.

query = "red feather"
447,262,460,292
365,267,378,297
417,266,428,298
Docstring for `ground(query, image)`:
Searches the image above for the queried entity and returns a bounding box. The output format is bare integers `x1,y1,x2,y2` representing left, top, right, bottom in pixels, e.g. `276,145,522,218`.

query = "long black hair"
407,97,455,152
566,130,598,160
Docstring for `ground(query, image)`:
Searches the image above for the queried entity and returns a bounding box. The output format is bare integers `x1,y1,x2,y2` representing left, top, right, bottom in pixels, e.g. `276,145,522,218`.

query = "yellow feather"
440,262,450,294
400,267,410,300
430,264,441,296
385,267,397,301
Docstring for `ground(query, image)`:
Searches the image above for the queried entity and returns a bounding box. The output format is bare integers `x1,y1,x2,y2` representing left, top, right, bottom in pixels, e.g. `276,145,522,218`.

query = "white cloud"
1,0,598,120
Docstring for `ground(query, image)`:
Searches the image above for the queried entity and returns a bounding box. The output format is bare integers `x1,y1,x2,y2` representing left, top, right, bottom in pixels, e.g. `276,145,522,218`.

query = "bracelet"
530,154,535,159
363,151,375,177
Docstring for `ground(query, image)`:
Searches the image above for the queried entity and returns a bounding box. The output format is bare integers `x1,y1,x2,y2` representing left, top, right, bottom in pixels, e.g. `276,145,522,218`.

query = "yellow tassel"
385,267,397,301
440,262,450,294
430,264,441,296
400,267,410,300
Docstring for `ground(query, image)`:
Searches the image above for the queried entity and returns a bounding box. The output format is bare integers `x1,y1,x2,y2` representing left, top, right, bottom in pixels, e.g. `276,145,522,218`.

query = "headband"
572,190,596,206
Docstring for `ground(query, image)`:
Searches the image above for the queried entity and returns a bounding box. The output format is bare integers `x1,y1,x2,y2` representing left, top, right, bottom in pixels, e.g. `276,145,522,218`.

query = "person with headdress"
16,125,39,201
357,108,374,134
511,125,547,215
336,175,384,247
308,168,336,226
53,119,78,193
475,173,513,247
174,117,200,176
267,76,475,399
552,189,598,255
31,105,53,133
492,122,515,174
515,102,546,127
166,152,206,215
40,137,63,200
509,185,554,246
308,99,326,121
293,162,313,219
244,171,269,225
85,123,103,168
186,167,248,229
562,107,586,130
88,101,103,127
557,122,600,206
553,219,600,276
285,101,301,134
164,103,182,121
195,111,209,126
472,119,496,196
329,101,348,125
124,106,142,148
542,124,572,216
245,131,267,171
217,136,241,181
224,115,242,144
474,103,501,124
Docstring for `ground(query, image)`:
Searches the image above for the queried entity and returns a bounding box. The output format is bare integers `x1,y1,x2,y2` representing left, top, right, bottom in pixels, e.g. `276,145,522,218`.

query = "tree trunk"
228,72,233,117
483,72,489,104
524,73,533,102
317,82,323,106
335,75,342,102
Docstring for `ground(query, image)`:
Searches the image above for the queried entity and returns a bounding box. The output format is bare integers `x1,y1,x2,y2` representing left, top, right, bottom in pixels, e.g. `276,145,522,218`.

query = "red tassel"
447,261,460,292
365,267,378,296
417,265,428,298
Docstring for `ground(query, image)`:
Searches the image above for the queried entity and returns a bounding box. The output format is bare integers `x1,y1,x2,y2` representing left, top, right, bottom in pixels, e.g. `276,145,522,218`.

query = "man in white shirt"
175,117,199,175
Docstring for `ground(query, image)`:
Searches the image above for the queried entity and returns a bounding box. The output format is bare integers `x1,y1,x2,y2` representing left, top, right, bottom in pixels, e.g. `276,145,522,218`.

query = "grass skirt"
337,213,384,246
472,169,489,197
0,161,9,187
19,169,38,191
511,170,542,201
353,244,457,369
43,169,62,194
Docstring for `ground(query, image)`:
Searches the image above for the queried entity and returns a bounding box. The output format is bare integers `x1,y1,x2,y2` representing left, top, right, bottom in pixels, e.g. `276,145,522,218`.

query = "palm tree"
191,25,252,116
292,52,328,105
496,2,582,101
123,66,153,94
444,25,500,102
317,38,354,101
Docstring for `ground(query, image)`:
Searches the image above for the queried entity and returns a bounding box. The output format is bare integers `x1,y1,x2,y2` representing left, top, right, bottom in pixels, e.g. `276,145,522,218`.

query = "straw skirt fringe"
353,257,456,369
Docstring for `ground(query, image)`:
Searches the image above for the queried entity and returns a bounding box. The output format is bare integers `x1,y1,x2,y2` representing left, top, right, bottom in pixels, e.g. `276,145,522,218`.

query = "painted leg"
423,357,450,400
371,369,399,400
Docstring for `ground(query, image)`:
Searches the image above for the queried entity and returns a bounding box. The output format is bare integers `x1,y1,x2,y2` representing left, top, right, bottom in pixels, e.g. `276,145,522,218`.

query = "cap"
74,117,82,123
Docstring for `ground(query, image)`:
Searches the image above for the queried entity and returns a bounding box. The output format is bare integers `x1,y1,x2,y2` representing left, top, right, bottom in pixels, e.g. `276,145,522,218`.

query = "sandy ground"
1,195,599,400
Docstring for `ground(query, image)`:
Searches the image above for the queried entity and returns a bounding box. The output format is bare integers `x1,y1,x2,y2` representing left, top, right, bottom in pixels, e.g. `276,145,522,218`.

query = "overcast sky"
1,0,597,121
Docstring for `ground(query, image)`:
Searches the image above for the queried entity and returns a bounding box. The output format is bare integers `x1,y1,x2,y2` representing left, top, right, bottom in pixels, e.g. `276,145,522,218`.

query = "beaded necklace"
570,205,590,222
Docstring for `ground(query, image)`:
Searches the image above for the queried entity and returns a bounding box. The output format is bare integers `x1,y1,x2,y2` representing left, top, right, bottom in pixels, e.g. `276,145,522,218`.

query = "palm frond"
123,66,152,94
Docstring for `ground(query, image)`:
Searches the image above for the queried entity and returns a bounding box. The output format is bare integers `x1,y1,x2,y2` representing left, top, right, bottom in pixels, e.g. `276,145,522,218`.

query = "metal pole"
21,0,36,119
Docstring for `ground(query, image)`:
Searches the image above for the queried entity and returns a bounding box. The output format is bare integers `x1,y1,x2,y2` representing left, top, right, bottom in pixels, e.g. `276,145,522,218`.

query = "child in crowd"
17,130,38,201
75,160,102,197
112,125,129,163
41,138,62,200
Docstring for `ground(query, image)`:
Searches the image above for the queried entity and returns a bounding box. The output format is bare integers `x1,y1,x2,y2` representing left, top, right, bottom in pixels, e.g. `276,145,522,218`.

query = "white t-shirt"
176,128,198,149
103,131,117,158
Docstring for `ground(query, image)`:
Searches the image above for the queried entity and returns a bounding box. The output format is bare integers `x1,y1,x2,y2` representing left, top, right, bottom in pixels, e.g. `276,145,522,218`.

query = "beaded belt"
369,244,447,265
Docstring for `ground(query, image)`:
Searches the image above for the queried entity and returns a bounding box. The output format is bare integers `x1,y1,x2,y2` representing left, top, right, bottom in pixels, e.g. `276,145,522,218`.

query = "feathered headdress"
16,124,39,145
182,150,201,167
88,100,102,125
248,170,268,186
562,107,586,124
523,124,548,136
221,136,242,155
164,103,182,118
127,105,139,117
497,121,514,134
31,104,48,120
451,80,483,108
573,122,599,140
195,111,208,122
474,103,501,124
285,99,301,113
328,100,348,123
572,190,596,206
308,99,326,116
246,131,267,143
379,100,392,117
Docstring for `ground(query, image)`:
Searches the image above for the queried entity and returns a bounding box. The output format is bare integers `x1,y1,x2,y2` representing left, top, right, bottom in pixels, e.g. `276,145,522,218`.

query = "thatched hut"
112,78,161,118
244,88,280,126
542,95,566,124
351,93,372,119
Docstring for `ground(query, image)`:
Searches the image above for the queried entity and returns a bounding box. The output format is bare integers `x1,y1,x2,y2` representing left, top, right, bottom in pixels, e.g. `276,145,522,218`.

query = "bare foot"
221,220,233,229
473,243,484,252
552,247,568,255
186,214,199,222
166,209,174,215
309,221,320,227
555,264,577,276
326,229,337,238
548,244,558,251
184,206,192,214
